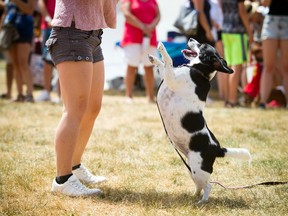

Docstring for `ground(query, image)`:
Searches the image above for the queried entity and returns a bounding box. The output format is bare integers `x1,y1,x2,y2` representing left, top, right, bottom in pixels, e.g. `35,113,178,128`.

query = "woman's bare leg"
279,39,288,106
125,65,137,99
9,45,23,97
72,61,105,166
143,66,155,103
228,64,242,105
55,61,93,176
260,39,278,105
43,62,54,92
16,43,33,96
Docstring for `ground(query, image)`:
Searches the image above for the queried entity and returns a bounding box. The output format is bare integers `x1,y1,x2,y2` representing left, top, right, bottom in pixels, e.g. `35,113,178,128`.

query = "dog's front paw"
148,54,163,67
148,55,156,64
157,41,165,52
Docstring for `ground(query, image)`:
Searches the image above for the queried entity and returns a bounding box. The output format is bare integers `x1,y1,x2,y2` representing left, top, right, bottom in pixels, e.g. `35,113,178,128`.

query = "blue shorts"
41,28,53,64
15,14,34,44
45,23,103,66
261,15,288,40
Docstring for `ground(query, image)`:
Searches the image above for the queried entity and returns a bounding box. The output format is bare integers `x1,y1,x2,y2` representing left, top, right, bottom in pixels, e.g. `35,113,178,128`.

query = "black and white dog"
149,39,251,203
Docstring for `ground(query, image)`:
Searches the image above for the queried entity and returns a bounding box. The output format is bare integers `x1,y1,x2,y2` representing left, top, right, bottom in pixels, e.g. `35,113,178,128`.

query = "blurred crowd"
0,0,287,109
0,0,59,103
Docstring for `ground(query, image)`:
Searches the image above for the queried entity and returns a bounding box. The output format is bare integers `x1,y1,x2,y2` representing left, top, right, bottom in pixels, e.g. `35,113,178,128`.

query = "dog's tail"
218,147,252,162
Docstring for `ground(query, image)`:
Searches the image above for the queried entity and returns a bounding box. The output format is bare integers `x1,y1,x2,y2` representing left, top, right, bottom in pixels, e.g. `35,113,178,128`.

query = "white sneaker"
51,174,102,197
51,97,61,104
126,97,134,104
36,90,51,102
73,164,107,184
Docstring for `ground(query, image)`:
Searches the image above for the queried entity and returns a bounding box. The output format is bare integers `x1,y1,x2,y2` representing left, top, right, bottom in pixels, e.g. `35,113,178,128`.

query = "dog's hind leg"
188,151,212,203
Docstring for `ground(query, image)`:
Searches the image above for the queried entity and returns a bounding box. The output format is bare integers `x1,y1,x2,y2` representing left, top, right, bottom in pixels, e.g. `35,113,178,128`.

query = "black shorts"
45,23,104,65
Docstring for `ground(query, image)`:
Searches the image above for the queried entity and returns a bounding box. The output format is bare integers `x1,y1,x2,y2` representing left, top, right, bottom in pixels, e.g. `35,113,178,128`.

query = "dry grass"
0,62,287,216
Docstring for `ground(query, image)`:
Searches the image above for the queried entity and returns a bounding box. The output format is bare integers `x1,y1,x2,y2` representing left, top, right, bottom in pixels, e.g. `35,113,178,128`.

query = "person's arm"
0,1,5,9
38,0,52,26
10,0,35,15
238,1,253,44
261,0,271,7
192,0,214,42
121,1,145,31
145,4,161,37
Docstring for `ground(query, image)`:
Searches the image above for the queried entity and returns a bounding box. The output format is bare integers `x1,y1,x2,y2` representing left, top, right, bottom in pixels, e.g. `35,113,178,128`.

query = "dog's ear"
213,57,233,74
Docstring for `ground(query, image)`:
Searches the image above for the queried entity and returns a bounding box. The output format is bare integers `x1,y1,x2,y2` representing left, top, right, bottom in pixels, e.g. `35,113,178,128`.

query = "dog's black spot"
190,69,210,101
217,147,227,157
189,133,219,173
193,171,196,174
206,127,227,157
181,111,205,133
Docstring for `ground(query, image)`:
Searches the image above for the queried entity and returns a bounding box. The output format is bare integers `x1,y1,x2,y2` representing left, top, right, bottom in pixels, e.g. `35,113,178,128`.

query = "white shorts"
123,44,158,67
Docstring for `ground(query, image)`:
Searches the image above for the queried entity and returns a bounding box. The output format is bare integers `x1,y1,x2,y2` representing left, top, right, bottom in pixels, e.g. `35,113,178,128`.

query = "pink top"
120,0,159,47
51,0,118,31
41,0,56,30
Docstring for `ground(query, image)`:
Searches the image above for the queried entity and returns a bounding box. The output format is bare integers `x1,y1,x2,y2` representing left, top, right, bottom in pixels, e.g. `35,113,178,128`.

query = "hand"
248,33,254,45
142,24,152,37
45,15,52,26
206,31,214,43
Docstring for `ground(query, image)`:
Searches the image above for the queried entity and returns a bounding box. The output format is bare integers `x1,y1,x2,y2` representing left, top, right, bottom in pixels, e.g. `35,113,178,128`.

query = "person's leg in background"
124,44,141,103
259,38,278,108
227,64,243,106
37,28,55,102
215,37,229,102
143,65,155,103
9,44,24,102
142,45,157,103
0,51,13,99
125,65,137,102
279,38,288,107
17,43,34,102
10,42,34,102
225,34,248,107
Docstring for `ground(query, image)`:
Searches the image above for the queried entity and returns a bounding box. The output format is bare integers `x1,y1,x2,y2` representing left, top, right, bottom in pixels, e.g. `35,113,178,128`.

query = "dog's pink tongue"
181,49,197,57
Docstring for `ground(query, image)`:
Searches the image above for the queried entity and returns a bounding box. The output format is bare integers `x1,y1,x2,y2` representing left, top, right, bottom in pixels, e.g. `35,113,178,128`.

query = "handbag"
174,4,198,36
0,22,19,50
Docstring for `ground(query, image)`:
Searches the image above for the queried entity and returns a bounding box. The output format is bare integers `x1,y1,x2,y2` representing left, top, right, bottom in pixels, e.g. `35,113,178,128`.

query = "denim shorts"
45,23,104,65
261,15,288,40
15,14,34,44
42,28,53,64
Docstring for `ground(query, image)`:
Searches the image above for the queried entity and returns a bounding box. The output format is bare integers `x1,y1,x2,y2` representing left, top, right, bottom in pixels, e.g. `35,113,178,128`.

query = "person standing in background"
5,0,35,102
121,0,160,103
46,0,118,197
221,0,253,107
0,0,13,100
188,0,214,46
259,0,288,109
209,0,228,102
36,0,60,103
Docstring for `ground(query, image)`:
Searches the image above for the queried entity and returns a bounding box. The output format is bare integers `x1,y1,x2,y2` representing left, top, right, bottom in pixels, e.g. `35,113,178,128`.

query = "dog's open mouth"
181,49,198,57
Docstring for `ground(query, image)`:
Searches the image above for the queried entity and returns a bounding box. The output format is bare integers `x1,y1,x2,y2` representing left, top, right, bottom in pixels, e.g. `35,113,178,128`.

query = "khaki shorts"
123,44,158,67
45,23,104,65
